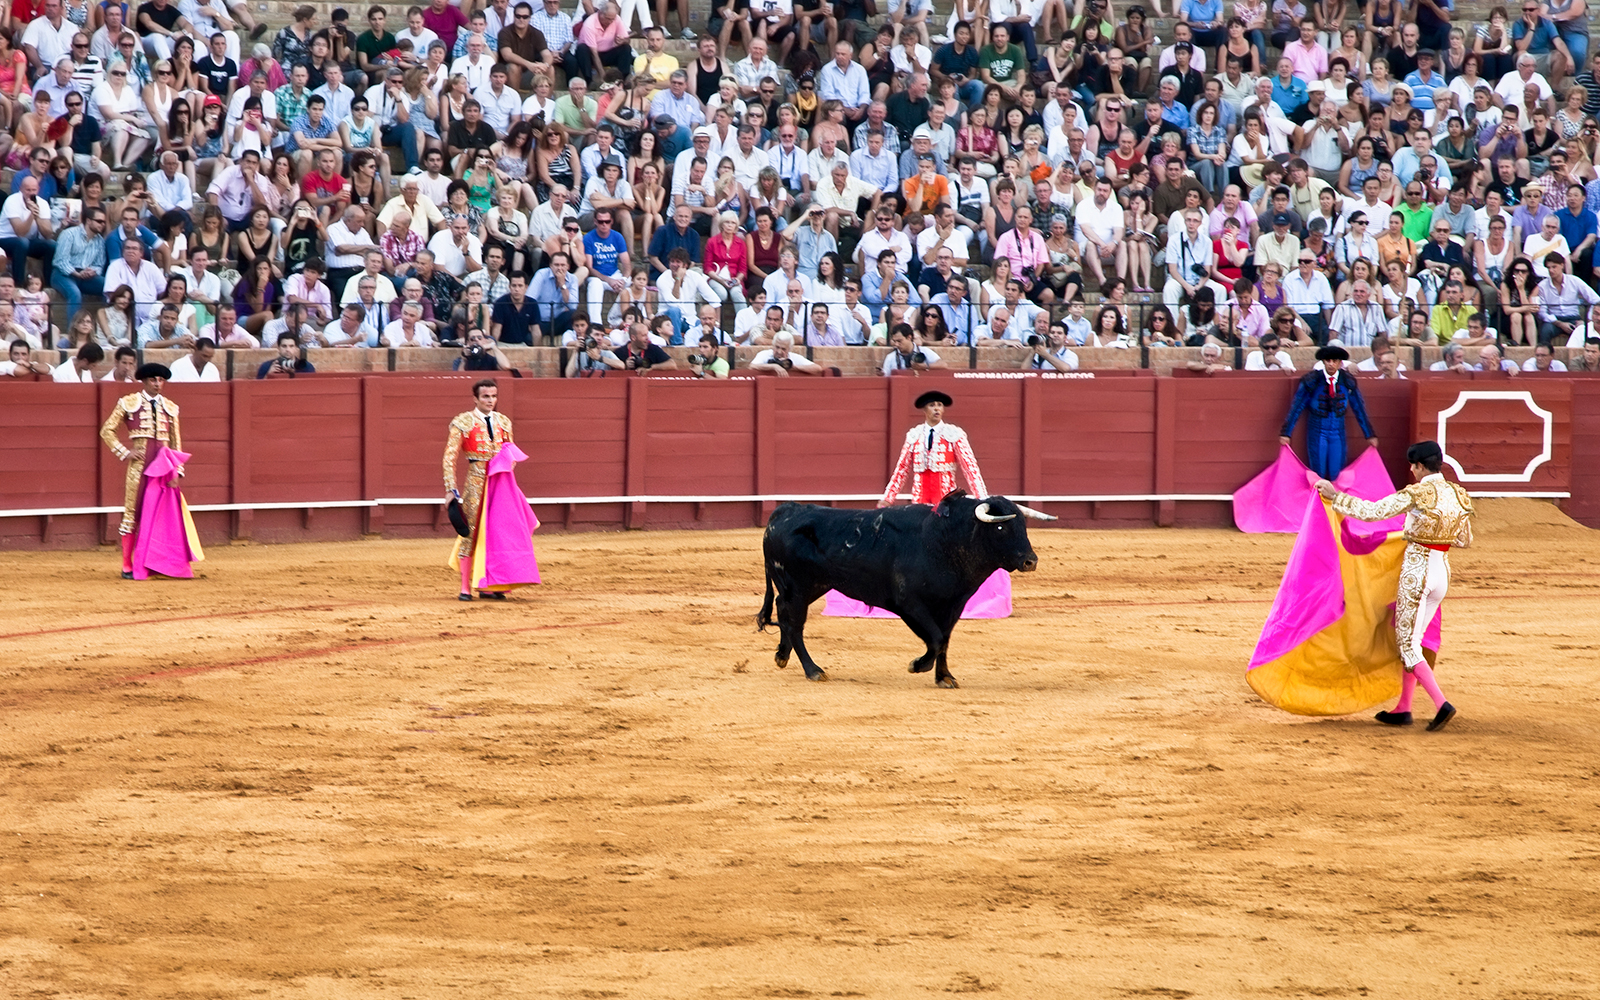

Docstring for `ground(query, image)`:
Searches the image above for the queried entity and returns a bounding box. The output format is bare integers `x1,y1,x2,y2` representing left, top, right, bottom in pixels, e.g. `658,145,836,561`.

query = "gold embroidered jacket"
1331,474,1475,548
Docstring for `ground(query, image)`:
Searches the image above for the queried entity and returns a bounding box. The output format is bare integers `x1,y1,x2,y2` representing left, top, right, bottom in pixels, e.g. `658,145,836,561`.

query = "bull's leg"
898,604,944,677
933,612,962,689
770,592,792,669
780,600,827,682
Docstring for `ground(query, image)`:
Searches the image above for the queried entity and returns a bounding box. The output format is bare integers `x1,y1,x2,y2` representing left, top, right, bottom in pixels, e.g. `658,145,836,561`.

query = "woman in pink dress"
703,210,749,310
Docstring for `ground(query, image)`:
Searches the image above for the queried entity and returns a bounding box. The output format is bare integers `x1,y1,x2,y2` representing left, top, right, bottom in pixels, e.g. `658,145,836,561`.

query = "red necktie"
1327,374,1337,397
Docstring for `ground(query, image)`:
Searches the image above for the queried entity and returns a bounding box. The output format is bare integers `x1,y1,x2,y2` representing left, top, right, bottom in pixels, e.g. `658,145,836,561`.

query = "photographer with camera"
686,332,731,379
880,325,947,375
454,329,513,372
564,332,626,377
1026,324,1080,371
618,323,677,372
750,331,824,377
255,333,316,378
1163,207,1228,308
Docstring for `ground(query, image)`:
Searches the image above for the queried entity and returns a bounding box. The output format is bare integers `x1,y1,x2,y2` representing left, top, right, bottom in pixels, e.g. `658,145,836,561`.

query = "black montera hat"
1406,440,1444,466
915,390,953,409
135,363,172,380
1315,346,1350,361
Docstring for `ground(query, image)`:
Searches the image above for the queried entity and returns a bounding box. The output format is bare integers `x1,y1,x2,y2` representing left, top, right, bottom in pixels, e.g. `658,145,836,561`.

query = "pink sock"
1394,670,1418,713
460,559,473,595
120,534,134,573
1410,661,1447,709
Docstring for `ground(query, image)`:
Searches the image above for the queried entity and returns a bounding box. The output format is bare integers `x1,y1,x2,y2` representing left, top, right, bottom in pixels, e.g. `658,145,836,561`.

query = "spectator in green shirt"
1396,181,1435,243
553,76,599,143
355,5,398,81
979,24,1027,104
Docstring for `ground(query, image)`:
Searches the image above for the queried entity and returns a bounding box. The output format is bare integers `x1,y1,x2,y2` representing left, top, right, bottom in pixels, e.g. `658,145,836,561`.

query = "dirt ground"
3,500,1599,999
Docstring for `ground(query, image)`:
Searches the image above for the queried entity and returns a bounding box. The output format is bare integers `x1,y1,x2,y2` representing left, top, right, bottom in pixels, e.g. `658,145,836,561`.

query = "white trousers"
617,0,653,31
1396,544,1450,667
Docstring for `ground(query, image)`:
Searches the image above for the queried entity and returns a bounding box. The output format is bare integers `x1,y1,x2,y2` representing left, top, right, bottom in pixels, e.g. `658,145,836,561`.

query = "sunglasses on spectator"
110,70,127,76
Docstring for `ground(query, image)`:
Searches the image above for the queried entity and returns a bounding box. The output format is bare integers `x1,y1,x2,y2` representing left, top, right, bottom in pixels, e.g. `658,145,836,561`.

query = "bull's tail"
757,563,776,632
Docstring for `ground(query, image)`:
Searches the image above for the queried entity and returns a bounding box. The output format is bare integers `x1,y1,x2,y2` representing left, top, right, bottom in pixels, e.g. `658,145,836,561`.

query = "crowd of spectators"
0,0,1597,381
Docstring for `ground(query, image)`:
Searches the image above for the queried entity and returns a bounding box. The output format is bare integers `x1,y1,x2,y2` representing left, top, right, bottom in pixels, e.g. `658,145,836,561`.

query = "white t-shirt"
474,84,523,133
1523,357,1568,371
50,361,94,382
1244,349,1296,370
426,230,484,278
751,347,821,371
916,224,975,263
167,354,221,381
0,192,47,239
1074,197,1123,245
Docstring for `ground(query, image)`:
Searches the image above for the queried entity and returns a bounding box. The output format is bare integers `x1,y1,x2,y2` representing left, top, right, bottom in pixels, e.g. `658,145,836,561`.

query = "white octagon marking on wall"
1435,390,1554,483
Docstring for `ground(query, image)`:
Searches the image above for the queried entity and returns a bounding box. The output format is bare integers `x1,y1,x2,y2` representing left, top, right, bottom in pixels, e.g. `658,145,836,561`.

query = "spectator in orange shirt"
903,153,950,215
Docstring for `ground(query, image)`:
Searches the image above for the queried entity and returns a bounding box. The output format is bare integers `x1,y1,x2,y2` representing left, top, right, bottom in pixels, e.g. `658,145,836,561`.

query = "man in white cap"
672,126,715,197
897,126,946,179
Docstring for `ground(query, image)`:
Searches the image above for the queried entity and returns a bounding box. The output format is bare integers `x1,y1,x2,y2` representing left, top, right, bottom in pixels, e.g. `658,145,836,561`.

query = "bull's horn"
974,503,1016,523
1015,504,1058,521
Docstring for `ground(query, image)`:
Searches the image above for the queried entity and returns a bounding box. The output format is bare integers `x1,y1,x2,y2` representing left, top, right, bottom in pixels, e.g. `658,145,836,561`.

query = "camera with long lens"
911,351,927,364
1026,334,1043,347
685,353,706,366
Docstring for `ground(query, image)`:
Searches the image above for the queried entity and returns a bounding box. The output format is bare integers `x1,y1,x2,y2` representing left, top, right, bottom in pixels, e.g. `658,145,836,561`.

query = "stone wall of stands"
0,369,1593,550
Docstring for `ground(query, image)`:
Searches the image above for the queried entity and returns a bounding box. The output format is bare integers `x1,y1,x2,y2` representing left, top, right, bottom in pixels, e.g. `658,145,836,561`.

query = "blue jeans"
957,79,984,108
382,121,419,172
50,270,103,315
1001,19,1038,62
0,236,54,283
1193,159,1226,198
661,304,686,340
1560,23,1589,69
1247,29,1268,71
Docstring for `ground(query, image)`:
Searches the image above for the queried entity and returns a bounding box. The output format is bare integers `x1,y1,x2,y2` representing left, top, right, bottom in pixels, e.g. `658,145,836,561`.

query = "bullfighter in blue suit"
1279,345,1378,480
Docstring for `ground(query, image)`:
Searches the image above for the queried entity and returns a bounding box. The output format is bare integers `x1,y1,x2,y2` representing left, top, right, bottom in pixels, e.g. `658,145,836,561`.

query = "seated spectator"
1523,343,1569,370
750,331,824,376
257,333,317,377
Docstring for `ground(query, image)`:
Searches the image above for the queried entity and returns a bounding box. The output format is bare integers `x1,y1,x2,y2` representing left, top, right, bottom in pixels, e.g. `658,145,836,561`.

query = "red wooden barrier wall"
2,372,1592,551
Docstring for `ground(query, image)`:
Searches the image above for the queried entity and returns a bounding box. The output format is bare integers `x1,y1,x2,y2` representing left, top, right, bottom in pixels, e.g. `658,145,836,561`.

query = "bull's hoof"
936,677,960,689
804,669,829,682
775,655,789,669
909,660,934,673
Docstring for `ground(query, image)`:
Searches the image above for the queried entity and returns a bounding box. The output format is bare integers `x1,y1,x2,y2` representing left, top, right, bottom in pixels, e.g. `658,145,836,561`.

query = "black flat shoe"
120,571,133,580
479,591,506,600
1427,703,1457,731
1375,710,1413,726
458,592,474,601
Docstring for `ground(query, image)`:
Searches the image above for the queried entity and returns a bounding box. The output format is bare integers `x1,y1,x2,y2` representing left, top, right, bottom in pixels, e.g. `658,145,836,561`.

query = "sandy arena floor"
2,501,1599,999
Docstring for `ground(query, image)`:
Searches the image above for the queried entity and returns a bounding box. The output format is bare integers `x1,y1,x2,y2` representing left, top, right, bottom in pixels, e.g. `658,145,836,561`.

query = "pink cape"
1246,491,1442,716
467,442,541,591
822,568,1013,619
1233,444,1405,534
130,442,204,580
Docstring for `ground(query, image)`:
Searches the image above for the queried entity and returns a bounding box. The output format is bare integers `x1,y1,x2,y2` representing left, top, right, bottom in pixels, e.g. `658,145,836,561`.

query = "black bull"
756,494,1053,688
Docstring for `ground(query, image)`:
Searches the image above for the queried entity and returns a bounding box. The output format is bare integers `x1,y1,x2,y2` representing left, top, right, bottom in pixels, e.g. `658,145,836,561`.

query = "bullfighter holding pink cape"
1249,441,1472,732
825,390,1012,619
100,362,202,579
444,379,541,601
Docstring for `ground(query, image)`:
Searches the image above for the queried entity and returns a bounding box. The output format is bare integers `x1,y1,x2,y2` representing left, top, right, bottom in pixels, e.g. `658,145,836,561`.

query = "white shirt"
339,272,397,305
395,26,440,53
50,360,95,382
22,16,77,72
762,268,814,304
1494,71,1553,120
655,269,718,312
732,305,766,344
381,320,438,347
416,171,451,208
178,266,222,306
167,354,221,381
528,200,578,242
427,229,483,277
324,220,374,269
1523,357,1568,371
322,317,368,346
311,83,355,124
224,86,276,133
1244,349,1296,370
473,83,522,133
148,170,194,214
451,53,495,91
752,348,822,372
916,224,975,263
880,344,940,375
1283,269,1335,313
724,144,770,191
103,259,167,321
857,227,913,271
0,192,47,239
1075,197,1123,244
